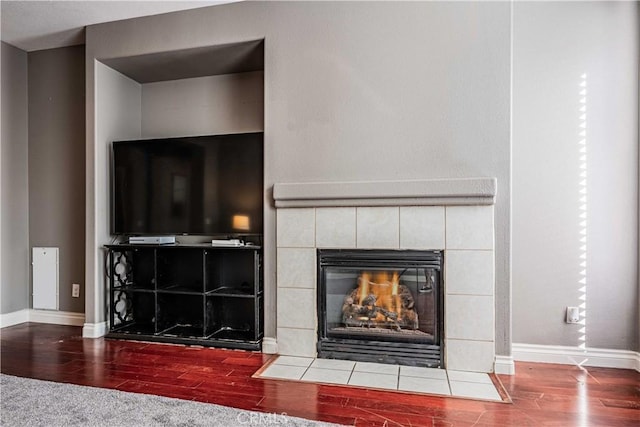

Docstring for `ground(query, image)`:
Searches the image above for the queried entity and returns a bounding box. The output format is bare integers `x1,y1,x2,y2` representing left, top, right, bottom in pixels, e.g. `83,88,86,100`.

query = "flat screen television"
112,132,263,236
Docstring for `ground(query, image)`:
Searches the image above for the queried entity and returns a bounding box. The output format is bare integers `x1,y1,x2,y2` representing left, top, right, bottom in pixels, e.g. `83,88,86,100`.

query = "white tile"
449,381,501,401
398,376,451,395
447,370,493,384
273,356,314,368
400,366,447,380
277,208,315,247
277,328,316,358
445,206,494,250
354,362,399,375
276,248,316,289
445,295,494,341
356,207,400,249
399,206,445,249
310,358,356,371
446,250,494,296
445,339,495,373
348,371,398,390
301,367,352,385
276,288,316,329
260,364,307,380
445,294,494,341
316,207,356,248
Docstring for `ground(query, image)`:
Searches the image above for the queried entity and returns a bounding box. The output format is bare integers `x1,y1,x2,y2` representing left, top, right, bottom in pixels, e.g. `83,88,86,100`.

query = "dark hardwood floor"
1,323,638,426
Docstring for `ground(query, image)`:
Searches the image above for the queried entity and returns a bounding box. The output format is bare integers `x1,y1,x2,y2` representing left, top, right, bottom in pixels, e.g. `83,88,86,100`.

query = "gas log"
341,277,419,330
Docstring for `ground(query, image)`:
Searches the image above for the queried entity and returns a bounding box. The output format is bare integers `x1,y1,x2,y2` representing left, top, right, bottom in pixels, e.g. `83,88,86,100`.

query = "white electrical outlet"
72,283,80,298
566,306,580,323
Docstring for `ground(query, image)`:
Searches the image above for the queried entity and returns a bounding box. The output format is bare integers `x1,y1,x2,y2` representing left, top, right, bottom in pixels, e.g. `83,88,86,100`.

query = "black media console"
105,244,263,350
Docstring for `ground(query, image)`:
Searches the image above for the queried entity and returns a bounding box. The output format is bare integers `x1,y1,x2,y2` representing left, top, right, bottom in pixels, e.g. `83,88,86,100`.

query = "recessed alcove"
96,38,264,141
94,38,265,234
92,40,265,331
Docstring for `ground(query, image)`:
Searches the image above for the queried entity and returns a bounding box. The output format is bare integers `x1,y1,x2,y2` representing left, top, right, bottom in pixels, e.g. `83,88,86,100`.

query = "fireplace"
272,178,497,373
317,249,443,367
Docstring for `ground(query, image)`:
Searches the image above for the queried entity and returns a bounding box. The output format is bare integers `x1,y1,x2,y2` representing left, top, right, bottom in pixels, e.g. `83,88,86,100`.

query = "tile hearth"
256,356,504,402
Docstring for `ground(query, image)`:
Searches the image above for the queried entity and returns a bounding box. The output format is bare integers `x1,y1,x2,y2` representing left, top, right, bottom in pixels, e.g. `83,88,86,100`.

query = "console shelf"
105,243,263,350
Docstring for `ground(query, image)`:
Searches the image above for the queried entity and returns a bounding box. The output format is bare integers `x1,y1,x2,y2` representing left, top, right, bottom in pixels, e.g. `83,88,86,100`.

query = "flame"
358,272,370,305
356,271,402,321
392,271,401,316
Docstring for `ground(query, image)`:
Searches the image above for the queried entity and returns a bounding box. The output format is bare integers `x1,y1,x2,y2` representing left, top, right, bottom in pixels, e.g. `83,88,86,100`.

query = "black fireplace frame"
317,249,444,368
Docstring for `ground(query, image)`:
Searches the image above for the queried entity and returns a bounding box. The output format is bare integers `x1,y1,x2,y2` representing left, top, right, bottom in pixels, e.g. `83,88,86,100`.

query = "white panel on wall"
32,247,59,310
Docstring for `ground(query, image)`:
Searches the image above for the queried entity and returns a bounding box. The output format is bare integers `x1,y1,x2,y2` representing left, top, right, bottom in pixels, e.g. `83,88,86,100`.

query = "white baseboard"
1,309,84,328
262,337,278,354
494,355,515,375
0,309,30,328
30,310,85,326
513,343,640,372
82,321,107,338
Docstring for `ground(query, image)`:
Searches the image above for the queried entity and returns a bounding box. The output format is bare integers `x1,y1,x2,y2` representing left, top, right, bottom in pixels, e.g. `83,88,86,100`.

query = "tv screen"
112,133,263,236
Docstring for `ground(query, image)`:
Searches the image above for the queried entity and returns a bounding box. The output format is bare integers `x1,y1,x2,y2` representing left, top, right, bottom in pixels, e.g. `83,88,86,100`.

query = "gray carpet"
0,374,342,427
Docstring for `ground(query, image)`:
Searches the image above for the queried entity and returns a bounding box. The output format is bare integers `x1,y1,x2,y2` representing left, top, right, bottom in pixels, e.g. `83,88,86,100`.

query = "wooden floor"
1,324,638,426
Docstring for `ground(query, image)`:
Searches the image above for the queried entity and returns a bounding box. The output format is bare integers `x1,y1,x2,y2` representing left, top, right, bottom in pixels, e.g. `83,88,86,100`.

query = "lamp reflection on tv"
232,215,250,231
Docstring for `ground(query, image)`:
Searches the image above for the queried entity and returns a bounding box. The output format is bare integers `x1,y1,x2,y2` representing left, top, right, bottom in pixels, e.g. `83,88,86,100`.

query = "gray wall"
28,45,86,313
141,72,264,138
513,2,639,350
1,42,29,314
85,1,512,354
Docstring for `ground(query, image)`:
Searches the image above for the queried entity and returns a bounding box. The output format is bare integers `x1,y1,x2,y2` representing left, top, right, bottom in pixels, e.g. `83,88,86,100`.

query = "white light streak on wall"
577,73,588,365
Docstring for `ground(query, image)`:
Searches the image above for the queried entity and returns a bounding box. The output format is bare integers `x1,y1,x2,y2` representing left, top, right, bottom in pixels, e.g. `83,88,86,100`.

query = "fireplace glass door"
318,249,443,367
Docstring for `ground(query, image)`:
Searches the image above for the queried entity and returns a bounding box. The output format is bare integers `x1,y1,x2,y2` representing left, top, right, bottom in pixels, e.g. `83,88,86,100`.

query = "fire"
343,270,419,330
356,271,402,321
342,271,418,331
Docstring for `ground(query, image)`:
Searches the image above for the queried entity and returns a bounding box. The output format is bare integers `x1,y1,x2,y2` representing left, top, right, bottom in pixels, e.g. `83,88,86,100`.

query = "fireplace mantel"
273,178,497,208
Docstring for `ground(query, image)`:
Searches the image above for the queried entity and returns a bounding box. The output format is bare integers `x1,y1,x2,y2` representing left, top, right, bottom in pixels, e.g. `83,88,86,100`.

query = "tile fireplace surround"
271,178,497,373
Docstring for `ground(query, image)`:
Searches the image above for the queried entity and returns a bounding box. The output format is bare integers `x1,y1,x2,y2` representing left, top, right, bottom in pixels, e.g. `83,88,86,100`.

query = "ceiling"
1,1,239,52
